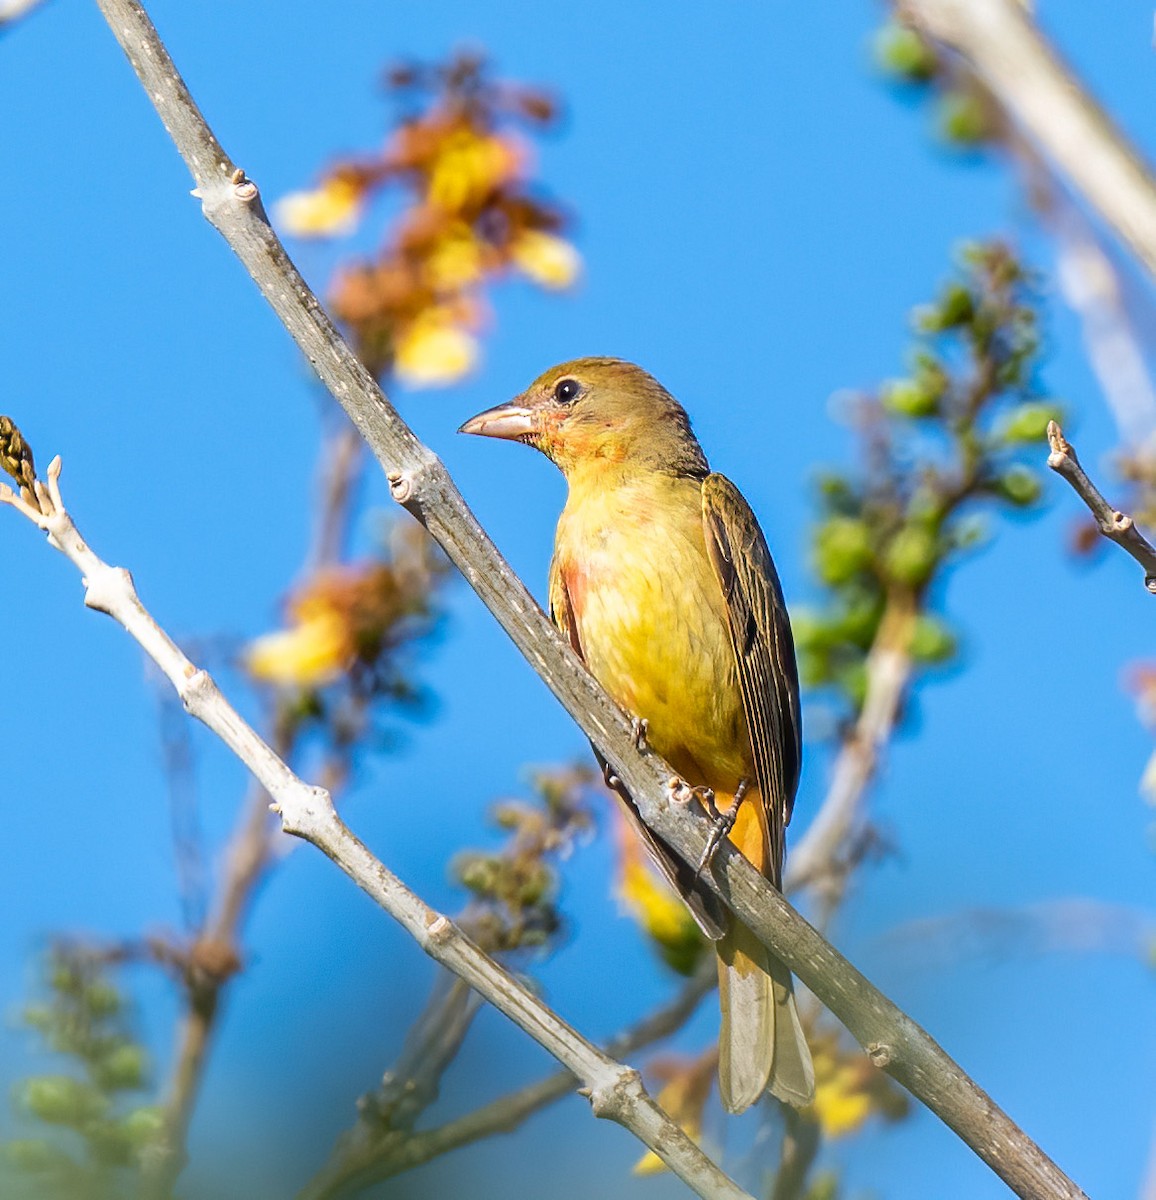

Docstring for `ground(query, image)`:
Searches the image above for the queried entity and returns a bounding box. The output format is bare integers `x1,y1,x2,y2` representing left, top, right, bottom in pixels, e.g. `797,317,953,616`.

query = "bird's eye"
554,378,581,405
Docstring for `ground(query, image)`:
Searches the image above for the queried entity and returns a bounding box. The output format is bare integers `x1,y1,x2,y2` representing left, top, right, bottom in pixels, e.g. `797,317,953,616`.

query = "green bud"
798,648,833,689
938,91,990,146
516,864,551,907
994,465,1043,507
872,22,937,82
814,471,856,513
882,378,939,418
999,402,1063,444
455,853,500,895
909,615,957,663
813,517,873,585
835,595,885,649
120,1106,166,1149
1,1138,73,1172
790,609,838,653
96,1043,147,1091
20,1075,108,1125
884,526,939,586
950,514,989,551
83,981,122,1018
22,1004,53,1031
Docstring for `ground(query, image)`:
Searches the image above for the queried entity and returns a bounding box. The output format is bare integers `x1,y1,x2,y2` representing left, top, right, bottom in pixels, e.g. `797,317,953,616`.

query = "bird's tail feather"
717,919,814,1112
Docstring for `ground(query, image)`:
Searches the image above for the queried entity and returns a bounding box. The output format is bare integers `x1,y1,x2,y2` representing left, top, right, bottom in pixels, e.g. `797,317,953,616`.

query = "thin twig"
300,964,717,1200
1046,420,1156,592
0,462,752,1200
81,4,1090,1195
894,0,1156,282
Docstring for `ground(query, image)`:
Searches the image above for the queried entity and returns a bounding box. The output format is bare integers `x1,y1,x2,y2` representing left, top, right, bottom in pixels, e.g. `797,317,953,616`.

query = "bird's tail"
717,920,814,1111
716,792,814,1112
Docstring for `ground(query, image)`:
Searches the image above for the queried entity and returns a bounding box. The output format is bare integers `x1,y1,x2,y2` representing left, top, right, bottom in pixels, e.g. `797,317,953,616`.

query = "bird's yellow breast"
553,471,750,790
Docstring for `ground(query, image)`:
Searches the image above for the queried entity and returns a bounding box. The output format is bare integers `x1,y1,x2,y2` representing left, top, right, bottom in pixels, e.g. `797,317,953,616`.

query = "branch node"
867,1041,893,1068
586,1067,645,1119
181,668,216,716
83,563,134,615
231,169,259,203
426,915,453,944
387,469,414,504
667,777,694,806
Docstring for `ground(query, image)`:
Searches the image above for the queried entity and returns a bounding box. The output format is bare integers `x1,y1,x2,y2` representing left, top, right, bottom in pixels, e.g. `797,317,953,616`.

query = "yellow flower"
615,809,705,975
276,174,365,238
246,604,350,688
427,131,520,213
811,1062,875,1138
510,230,581,289
424,226,485,290
807,1033,908,1139
394,311,479,387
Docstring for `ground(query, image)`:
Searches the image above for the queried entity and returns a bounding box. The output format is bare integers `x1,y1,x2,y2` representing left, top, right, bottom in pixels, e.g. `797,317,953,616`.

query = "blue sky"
2,2,1155,1198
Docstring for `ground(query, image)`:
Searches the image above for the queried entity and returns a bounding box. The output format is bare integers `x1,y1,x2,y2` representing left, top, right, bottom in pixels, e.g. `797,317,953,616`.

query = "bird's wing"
701,474,802,887
549,553,728,940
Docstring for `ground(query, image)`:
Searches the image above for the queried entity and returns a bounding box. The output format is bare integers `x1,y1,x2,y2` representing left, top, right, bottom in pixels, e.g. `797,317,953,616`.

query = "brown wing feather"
701,474,801,888
548,554,728,940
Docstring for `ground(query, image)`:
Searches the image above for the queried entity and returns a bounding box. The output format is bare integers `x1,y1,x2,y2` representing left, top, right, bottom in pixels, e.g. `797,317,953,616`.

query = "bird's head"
459,357,709,479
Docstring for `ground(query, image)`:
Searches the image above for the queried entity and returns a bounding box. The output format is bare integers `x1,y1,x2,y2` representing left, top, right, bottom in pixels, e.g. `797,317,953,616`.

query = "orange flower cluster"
277,53,579,385
246,524,445,693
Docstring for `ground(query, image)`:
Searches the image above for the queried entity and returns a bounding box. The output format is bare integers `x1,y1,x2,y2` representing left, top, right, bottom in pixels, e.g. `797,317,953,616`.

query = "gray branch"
1047,421,1156,592
896,0,1156,282
86,2,1087,1196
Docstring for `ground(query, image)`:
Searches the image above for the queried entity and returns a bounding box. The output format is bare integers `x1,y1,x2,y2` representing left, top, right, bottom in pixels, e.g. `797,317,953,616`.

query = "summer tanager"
460,357,814,1111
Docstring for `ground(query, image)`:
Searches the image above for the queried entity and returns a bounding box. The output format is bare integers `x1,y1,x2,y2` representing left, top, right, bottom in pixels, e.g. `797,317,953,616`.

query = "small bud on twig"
0,415,38,509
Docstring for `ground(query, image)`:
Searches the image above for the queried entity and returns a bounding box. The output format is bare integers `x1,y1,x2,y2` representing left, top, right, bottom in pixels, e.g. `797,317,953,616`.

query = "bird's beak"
458,401,535,442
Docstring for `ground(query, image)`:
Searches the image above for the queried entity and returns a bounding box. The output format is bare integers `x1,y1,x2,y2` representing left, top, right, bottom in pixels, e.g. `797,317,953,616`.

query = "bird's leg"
693,778,750,883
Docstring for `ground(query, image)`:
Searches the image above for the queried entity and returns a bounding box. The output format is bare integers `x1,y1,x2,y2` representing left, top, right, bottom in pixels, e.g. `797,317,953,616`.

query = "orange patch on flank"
562,558,589,620
725,791,766,874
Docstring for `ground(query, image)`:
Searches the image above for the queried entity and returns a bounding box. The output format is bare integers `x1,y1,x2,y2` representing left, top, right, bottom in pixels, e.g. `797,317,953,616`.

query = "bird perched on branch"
460,357,813,1111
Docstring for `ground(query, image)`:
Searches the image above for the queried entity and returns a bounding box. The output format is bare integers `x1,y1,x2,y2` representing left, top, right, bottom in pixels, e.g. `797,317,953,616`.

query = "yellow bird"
461,357,814,1111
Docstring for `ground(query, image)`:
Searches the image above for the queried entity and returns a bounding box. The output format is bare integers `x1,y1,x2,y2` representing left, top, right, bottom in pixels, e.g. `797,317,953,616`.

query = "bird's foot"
630,717,649,751
692,779,750,884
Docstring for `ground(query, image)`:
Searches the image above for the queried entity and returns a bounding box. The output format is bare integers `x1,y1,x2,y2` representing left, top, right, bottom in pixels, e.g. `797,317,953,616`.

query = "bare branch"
0,463,752,1200
895,0,1156,282
68,4,1091,1195
1046,421,1156,591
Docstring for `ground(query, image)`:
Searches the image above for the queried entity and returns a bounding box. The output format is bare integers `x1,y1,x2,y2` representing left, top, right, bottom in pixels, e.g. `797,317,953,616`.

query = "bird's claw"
630,717,649,751
692,779,749,885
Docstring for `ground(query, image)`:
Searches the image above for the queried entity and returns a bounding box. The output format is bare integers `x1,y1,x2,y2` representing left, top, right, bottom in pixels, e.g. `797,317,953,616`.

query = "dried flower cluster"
248,523,446,710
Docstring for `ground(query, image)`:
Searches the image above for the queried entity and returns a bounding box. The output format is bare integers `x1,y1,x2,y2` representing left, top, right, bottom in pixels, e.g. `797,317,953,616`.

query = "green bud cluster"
450,768,593,955
2,948,159,1196
799,242,1057,715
